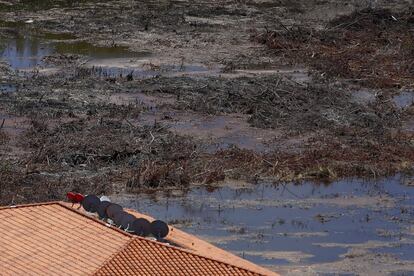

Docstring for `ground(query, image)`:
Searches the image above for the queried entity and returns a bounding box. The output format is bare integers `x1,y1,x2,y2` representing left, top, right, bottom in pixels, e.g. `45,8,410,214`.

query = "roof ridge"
124,208,277,276
91,234,137,275
60,203,268,275
58,201,245,268
56,201,134,238
0,201,61,210
0,201,134,238
95,235,266,276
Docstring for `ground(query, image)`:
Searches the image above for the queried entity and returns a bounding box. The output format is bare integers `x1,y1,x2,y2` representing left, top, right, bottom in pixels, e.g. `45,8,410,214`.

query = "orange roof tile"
94,237,262,276
0,202,274,276
0,202,132,275
124,208,278,276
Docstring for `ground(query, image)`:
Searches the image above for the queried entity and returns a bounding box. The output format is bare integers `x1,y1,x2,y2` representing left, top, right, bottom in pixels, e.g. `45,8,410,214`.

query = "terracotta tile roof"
0,202,274,276
94,237,262,276
0,202,131,275
124,208,278,276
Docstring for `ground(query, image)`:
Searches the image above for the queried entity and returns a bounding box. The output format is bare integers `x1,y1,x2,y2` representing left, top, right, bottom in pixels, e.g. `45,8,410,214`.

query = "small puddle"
351,89,376,105
168,114,277,152
0,22,149,71
85,60,221,79
393,91,414,109
108,92,176,111
0,113,28,135
230,67,311,83
0,83,16,93
126,111,279,153
1,22,304,81
112,175,414,274
54,41,144,59
1,35,53,70
0,21,219,78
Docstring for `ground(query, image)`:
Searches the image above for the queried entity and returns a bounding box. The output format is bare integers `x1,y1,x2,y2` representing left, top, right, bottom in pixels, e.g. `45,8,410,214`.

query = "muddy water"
0,31,221,77
0,24,219,77
232,68,311,84
1,35,52,69
0,83,16,93
0,113,28,135
167,113,278,152
1,25,308,80
112,175,414,275
85,60,220,79
0,26,147,70
394,91,414,109
0,38,145,70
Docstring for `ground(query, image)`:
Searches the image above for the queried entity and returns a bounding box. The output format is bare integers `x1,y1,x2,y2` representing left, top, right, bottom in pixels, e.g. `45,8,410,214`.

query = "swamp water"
0,27,144,70
112,175,414,274
0,24,308,80
0,24,219,78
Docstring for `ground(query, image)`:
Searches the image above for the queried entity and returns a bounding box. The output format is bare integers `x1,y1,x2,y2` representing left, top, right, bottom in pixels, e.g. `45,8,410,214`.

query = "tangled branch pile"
256,8,414,88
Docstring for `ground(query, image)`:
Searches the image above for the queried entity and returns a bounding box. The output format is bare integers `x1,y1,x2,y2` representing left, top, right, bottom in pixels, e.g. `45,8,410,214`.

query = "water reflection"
1,36,52,69
0,83,16,93
111,175,414,273
394,91,414,109
54,41,143,59
0,23,220,77
0,28,147,70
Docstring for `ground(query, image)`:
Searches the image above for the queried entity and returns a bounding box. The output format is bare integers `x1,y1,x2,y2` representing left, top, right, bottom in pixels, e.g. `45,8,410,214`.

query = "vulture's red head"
67,192,85,203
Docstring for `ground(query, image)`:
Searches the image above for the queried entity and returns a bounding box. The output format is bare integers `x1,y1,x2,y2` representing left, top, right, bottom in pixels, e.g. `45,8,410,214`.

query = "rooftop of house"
0,201,277,276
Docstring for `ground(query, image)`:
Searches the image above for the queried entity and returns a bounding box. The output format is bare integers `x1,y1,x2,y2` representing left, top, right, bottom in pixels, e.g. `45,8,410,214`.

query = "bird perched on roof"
66,192,85,208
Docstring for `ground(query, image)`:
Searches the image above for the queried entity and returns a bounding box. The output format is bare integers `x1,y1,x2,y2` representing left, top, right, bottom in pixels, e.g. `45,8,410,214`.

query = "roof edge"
94,235,268,276
125,208,278,276
0,201,61,210
57,201,134,238
0,201,134,238
1,201,277,275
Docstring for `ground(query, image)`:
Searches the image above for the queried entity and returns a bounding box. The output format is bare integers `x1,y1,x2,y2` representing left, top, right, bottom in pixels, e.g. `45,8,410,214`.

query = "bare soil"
0,0,414,206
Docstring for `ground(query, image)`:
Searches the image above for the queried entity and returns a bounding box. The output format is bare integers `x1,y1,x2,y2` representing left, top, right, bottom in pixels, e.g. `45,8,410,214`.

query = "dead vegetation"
0,166,112,206
138,75,401,131
0,2,414,206
0,65,412,205
24,117,196,181
0,133,7,146
199,131,413,183
256,8,414,88
1,99,409,206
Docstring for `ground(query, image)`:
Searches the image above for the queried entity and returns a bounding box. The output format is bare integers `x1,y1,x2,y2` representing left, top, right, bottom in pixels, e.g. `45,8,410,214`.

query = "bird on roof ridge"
66,192,85,208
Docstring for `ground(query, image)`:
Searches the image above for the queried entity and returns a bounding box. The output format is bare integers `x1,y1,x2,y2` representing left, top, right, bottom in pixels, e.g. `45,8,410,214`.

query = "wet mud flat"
0,0,414,273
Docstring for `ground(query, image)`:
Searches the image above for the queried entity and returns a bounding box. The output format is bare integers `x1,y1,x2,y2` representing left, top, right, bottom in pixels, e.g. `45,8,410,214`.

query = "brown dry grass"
256,8,414,88
200,130,414,183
